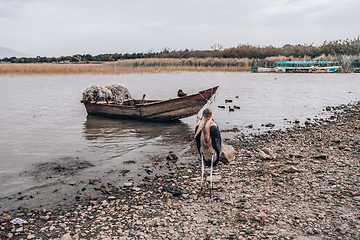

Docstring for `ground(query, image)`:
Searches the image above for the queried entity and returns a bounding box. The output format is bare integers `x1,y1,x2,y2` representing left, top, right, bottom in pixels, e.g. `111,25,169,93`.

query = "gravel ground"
1,102,359,240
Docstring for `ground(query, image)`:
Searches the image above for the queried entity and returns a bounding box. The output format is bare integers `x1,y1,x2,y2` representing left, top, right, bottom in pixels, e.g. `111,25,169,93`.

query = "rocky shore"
1,102,360,240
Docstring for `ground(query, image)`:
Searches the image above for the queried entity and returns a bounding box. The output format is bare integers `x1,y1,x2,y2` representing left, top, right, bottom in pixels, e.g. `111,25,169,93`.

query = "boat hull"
350,67,360,73
274,66,340,73
83,86,218,121
251,67,274,73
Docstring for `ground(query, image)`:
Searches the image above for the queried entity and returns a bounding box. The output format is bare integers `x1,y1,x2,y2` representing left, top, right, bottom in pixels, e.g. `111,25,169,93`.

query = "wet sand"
1,102,360,239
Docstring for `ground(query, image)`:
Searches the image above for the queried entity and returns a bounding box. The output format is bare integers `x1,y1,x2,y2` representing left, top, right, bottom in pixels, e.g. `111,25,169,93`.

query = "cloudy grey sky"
1,0,359,57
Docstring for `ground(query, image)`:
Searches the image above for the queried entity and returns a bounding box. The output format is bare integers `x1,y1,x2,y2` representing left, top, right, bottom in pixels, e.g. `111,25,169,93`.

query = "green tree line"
1,37,359,64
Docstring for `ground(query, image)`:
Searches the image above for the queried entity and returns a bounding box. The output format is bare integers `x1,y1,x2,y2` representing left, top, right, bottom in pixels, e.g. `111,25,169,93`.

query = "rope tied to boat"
199,87,216,104
196,88,217,123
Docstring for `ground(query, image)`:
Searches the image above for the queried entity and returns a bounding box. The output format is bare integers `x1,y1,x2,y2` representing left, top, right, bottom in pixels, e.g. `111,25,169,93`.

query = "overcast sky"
1,0,359,57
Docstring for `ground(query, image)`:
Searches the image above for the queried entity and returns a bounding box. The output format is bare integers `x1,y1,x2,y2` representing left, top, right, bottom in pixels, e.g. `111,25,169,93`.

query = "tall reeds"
1,54,358,75
0,58,251,75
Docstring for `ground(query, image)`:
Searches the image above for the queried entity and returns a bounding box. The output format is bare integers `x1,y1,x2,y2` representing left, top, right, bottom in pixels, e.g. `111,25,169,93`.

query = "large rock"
220,144,235,163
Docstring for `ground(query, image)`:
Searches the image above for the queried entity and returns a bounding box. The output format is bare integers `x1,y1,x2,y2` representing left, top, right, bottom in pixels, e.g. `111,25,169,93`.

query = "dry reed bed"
0,58,251,75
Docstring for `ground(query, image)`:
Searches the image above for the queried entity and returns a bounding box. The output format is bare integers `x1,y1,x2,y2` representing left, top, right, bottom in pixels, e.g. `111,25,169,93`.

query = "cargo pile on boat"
82,84,132,104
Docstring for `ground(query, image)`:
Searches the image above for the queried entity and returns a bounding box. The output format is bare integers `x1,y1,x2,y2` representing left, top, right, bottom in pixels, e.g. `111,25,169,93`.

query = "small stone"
166,151,178,161
88,178,101,185
101,200,108,207
282,166,301,173
277,221,287,226
68,181,77,186
306,228,315,235
1,213,11,223
121,168,131,175
313,154,329,160
289,152,303,158
153,218,161,226
191,177,201,182
223,201,233,205
172,204,180,209
265,123,275,128
27,234,36,239
163,192,172,198
206,174,222,183
121,205,130,211
353,196,360,201
257,212,266,219
60,233,72,240
123,182,133,187
258,148,276,160
208,219,217,225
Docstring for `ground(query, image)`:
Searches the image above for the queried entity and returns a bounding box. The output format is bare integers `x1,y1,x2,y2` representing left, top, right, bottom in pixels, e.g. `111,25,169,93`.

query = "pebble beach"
1,101,360,240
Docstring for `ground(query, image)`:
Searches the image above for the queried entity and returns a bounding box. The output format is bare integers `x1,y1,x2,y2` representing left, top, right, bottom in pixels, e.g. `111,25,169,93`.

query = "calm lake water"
0,72,359,205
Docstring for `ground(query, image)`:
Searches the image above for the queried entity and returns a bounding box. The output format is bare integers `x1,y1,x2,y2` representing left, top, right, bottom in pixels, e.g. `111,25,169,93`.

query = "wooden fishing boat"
82,86,218,121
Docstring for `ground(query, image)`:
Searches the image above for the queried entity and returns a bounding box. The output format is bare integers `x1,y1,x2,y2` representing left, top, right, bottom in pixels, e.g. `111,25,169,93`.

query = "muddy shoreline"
1,102,360,239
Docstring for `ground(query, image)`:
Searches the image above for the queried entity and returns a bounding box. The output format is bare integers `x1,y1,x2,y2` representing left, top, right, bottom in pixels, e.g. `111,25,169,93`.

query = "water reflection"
83,115,193,140
83,115,193,159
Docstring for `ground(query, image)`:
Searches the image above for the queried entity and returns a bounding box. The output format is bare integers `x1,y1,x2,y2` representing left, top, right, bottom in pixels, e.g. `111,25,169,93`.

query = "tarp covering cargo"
82,84,132,104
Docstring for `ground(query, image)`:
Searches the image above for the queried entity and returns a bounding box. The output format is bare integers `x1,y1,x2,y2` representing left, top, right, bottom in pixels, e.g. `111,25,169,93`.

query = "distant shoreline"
0,59,251,75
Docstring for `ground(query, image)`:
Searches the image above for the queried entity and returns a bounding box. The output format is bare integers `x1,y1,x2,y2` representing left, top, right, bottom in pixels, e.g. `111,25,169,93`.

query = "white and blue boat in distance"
251,60,340,73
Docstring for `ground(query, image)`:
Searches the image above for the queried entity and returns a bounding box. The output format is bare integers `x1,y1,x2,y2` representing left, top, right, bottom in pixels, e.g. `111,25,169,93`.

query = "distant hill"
0,47,32,58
